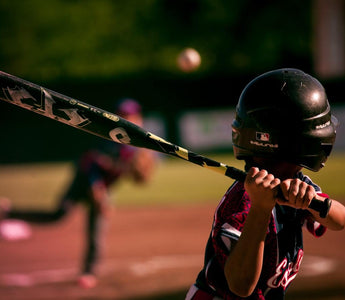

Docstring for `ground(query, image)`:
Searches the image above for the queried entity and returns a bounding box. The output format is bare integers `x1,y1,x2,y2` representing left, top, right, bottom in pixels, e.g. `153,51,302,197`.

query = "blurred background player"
1,98,156,288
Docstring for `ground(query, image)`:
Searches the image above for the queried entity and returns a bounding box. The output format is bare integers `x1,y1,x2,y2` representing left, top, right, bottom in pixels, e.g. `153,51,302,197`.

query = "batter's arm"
224,167,278,297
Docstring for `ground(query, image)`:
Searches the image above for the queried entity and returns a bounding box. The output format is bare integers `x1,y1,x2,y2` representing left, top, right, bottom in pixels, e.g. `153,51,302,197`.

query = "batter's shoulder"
217,181,249,215
296,172,322,192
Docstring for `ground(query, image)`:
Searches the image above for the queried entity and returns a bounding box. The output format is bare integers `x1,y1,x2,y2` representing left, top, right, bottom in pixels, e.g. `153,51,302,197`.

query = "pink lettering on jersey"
267,249,304,290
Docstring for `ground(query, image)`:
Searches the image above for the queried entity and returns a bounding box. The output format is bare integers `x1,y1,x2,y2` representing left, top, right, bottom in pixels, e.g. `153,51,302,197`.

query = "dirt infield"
1,203,345,300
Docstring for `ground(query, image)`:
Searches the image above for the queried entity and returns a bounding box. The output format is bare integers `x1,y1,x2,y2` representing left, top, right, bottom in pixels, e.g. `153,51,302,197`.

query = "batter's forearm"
224,205,272,297
310,197,345,231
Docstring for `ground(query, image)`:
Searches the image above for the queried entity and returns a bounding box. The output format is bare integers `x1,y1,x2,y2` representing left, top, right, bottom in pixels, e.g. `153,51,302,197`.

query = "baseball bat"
0,70,331,218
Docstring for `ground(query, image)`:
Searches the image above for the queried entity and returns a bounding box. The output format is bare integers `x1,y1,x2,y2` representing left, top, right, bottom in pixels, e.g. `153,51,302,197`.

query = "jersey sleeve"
304,213,327,237
211,182,249,267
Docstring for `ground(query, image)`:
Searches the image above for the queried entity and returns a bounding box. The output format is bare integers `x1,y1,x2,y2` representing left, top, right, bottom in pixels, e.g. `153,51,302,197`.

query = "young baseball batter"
3,98,156,288
186,68,345,299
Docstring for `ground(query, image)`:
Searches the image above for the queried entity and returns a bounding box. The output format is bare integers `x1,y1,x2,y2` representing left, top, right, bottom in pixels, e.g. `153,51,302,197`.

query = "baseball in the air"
177,48,201,72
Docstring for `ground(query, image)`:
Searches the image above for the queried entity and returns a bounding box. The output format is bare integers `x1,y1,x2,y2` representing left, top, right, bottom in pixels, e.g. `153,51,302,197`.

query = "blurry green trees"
0,0,312,82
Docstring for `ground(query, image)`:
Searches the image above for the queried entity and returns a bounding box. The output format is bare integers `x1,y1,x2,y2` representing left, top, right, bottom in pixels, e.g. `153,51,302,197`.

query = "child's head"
232,68,337,173
115,98,143,126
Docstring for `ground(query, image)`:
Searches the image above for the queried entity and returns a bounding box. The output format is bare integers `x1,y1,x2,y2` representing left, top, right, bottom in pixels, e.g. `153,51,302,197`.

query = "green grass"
0,152,344,209
113,154,245,206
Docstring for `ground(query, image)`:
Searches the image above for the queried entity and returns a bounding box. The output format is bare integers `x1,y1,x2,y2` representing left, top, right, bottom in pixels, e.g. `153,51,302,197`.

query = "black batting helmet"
232,68,337,172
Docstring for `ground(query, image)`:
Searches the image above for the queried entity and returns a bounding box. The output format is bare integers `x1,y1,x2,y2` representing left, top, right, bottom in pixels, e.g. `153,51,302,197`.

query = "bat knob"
308,198,332,218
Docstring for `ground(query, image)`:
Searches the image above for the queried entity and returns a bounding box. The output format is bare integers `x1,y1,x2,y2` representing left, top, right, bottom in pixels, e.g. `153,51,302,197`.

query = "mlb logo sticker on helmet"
256,132,270,142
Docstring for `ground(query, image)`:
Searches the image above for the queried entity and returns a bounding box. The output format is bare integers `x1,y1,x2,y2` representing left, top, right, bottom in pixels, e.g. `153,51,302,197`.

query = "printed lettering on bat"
109,127,131,144
2,86,90,127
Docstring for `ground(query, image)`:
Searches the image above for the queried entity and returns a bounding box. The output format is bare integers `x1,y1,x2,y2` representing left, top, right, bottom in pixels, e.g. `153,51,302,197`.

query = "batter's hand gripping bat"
0,70,331,218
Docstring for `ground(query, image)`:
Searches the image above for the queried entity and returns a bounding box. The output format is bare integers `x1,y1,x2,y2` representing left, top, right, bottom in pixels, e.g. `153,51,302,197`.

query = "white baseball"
177,48,201,72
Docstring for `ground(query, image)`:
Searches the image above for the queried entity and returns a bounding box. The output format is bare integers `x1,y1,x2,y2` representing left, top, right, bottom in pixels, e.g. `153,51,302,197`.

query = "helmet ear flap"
321,143,333,158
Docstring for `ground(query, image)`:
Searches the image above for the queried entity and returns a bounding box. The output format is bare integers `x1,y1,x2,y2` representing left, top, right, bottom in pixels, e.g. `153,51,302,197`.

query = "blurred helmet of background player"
116,97,143,125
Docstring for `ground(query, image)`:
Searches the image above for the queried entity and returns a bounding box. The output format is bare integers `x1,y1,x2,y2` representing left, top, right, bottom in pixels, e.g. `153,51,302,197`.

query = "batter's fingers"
270,178,281,188
295,182,308,208
262,173,275,188
247,167,260,177
245,167,260,184
305,185,317,205
254,169,268,185
288,179,302,201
